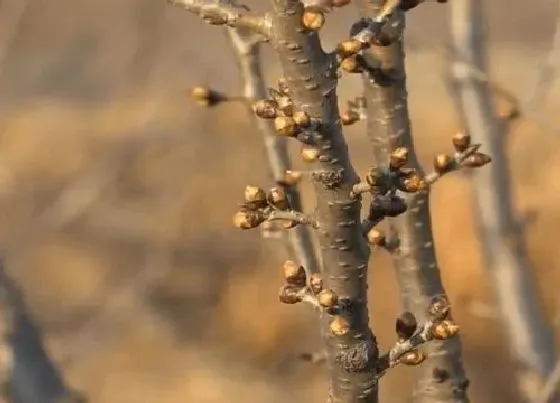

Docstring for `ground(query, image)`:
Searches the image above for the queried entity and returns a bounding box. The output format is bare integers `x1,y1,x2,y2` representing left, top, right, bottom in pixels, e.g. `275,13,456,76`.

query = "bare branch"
168,0,272,38
356,1,470,401
225,26,320,273
0,262,82,403
448,0,557,401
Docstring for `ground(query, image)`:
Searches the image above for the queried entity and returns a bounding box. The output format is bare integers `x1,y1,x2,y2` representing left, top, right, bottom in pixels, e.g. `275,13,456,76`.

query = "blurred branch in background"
448,0,558,401
224,25,319,273
0,261,80,403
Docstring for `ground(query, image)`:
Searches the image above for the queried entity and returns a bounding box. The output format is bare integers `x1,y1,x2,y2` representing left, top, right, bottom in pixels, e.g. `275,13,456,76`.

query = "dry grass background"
0,0,560,402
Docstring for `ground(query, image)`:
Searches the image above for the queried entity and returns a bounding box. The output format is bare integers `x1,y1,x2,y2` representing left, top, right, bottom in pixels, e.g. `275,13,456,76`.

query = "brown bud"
274,116,299,137
276,96,294,116
398,172,426,193
301,147,321,163
340,110,360,125
277,170,303,187
330,315,350,336
399,0,421,10
460,153,491,168
365,166,385,187
428,295,450,320
309,274,323,294
389,147,409,169
279,284,302,304
431,320,460,340
400,350,427,366
243,185,267,208
396,311,418,340
293,110,311,128
277,77,290,95
366,228,386,247
232,210,263,229
282,220,298,229
283,260,307,287
318,289,338,308
253,99,278,119
267,187,289,210
452,132,471,152
191,86,224,107
340,57,362,73
336,39,363,57
302,8,325,31
433,154,454,175
332,0,351,6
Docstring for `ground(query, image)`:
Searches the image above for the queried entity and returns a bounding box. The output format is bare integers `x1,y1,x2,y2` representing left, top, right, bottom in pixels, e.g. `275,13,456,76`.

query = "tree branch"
225,26,320,274
356,1,470,401
448,0,557,400
167,0,272,38
0,261,81,403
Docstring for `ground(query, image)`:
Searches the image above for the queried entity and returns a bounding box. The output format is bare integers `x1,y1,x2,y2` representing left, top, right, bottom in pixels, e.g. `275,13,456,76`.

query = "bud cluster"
378,295,460,373
278,260,350,336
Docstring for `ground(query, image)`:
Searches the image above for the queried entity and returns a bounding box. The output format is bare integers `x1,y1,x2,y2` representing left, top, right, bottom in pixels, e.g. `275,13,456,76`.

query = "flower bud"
318,289,338,308
274,116,299,137
336,39,363,57
452,132,471,152
283,260,307,287
341,57,362,73
232,210,263,229
267,187,289,210
389,147,409,169
302,8,325,31
309,274,323,294
340,110,360,125
329,315,350,336
431,320,460,340
398,172,425,193
243,185,267,209
191,86,224,107
433,154,454,175
428,295,450,320
460,153,491,168
276,96,294,116
279,284,302,304
293,110,311,128
277,170,303,187
366,228,386,247
253,99,278,119
301,147,321,163
400,350,427,366
396,311,418,340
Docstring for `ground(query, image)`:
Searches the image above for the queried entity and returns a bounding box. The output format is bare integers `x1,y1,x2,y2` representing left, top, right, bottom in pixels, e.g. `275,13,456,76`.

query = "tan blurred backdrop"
0,0,559,402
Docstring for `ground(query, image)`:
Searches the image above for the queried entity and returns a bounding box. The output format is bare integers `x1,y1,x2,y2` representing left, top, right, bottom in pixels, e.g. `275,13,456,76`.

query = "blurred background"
1,0,560,402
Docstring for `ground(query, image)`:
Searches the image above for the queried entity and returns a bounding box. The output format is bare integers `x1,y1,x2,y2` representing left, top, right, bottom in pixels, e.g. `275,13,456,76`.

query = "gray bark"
357,1,470,402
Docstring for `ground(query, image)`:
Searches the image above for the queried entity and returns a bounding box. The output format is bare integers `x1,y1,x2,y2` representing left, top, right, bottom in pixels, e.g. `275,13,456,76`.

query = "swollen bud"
243,185,267,209
460,153,492,168
274,116,299,137
233,210,263,229
302,8,325,31
431,320,460,340
191,86,225,107
433,154,454,175
452,132,471,152
279,284,302,304
253,99,278,119
340,110,360,125
318,289,338,308
309,274,323,294
267,187,289,210
301,147,321,163
389,147,409,169
283,260,307,287
400,350,427,366
329,315,350,336
395,311,418,340
366,228,386,247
